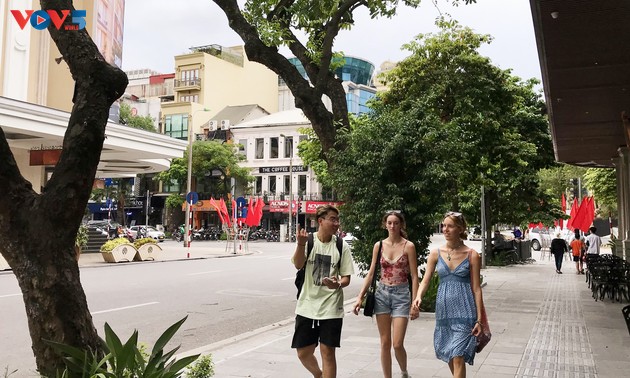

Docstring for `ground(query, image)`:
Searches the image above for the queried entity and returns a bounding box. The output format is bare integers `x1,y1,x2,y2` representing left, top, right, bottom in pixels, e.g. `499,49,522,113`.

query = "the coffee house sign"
258,165,308,174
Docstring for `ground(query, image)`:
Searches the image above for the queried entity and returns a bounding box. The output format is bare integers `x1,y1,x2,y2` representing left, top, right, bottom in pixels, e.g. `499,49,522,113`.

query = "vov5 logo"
10,9,86,31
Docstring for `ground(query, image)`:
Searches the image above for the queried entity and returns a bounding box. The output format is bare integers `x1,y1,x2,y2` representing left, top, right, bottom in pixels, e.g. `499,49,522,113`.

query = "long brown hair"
382,211,408,238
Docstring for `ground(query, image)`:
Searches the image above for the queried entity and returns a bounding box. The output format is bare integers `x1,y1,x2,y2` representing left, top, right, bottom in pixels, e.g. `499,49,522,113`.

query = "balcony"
174,78,201,91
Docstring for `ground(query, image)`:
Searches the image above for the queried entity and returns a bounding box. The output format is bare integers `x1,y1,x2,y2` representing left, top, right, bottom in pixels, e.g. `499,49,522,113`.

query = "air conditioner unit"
221,120,230,130
208,120,218,130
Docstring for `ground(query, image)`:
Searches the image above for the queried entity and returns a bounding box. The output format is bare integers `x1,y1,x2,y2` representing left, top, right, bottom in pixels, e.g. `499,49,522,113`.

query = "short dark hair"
316,204,339,219
589,226,597,233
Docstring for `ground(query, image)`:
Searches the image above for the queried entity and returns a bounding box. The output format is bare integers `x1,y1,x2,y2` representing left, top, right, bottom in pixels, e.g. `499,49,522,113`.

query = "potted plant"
74,224,89,261
134,237,162,261
100,237,138,263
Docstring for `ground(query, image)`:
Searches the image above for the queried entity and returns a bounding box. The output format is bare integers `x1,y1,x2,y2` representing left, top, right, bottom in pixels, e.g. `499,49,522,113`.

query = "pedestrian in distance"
585,226,602,256
291,205,354,378
570,229,586,274
352,211,419,378
550,231,568,274
413,212,484,378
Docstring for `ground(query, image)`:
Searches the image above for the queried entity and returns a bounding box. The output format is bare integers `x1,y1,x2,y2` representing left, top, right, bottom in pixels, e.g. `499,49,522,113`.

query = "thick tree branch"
39,0,127,238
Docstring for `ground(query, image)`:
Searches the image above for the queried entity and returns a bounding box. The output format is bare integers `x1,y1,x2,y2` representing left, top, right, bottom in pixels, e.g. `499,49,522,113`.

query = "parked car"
129,225,165,242
468,226,482,241
528,227,550,251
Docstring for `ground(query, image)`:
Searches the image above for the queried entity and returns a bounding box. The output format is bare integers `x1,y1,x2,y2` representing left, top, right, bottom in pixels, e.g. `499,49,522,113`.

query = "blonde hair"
444,211,468,240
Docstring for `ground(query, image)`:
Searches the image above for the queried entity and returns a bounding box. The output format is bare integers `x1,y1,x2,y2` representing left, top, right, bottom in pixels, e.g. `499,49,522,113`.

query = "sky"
122,0,542,83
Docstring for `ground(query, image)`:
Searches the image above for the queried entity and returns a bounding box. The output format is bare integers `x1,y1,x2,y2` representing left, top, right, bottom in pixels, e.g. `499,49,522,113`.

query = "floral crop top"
380,242,410,286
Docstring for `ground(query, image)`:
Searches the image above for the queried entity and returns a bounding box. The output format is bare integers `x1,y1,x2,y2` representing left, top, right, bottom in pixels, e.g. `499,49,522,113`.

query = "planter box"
0,253,10,270
135,243,162,261
101,244,138,263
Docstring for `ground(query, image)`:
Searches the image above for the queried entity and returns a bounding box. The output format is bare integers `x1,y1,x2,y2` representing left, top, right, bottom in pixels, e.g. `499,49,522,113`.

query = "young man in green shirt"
291,205,354,378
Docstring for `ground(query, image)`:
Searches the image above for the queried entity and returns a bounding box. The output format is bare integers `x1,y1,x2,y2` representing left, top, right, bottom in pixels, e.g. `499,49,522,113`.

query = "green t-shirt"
294,234,354,320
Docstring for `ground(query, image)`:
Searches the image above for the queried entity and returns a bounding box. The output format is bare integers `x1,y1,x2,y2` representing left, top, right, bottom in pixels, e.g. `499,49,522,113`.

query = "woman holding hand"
353,211,419,378
413,212,484,378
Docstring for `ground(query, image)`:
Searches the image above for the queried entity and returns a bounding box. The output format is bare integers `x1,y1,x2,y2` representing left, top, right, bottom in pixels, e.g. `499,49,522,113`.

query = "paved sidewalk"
180,251,630,378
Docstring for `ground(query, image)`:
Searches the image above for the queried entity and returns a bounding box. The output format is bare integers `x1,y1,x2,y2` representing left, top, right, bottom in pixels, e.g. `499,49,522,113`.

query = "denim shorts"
374,282,411,318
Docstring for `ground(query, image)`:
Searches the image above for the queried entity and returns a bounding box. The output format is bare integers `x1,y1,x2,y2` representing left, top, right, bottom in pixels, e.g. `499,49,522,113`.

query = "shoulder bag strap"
370,241,382,290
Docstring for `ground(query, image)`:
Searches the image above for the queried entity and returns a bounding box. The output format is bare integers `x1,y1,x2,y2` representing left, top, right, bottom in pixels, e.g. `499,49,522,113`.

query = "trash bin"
517,240,531,260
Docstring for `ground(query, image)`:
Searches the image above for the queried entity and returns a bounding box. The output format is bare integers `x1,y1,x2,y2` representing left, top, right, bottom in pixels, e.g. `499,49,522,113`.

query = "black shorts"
573,255,581,262
291,315,343,349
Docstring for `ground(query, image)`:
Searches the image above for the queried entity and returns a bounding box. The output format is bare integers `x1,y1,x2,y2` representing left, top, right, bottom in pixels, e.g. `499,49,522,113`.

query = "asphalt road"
0,241,366,377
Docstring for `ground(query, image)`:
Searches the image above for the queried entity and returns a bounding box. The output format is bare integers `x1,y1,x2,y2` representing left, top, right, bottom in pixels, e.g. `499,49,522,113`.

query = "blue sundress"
433,250,477,365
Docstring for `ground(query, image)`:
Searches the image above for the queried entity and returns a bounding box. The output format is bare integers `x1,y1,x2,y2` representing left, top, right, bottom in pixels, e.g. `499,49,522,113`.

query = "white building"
231,109,341,231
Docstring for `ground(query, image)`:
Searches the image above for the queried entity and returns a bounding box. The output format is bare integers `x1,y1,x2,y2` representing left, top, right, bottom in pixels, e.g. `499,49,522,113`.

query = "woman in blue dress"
413,212,484,377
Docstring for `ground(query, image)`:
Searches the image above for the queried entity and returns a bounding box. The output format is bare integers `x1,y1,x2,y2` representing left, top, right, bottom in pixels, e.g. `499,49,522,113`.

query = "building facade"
230,109,340,232
279,56,377,115
160,44,279,142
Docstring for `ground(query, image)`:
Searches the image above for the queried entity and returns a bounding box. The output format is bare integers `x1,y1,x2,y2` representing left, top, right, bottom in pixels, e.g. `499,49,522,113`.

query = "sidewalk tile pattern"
516,271,597,378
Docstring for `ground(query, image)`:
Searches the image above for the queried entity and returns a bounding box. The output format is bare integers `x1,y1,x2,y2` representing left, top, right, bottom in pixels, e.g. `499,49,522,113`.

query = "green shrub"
134,237,157,249
47,316,199,378
75,224,89,249
100,237,132,252
219,232,227,241
419,274,440,312
185,354,214,377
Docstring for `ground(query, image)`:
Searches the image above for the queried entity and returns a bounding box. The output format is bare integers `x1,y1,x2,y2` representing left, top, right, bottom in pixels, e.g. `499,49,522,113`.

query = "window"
270,137,278,159
255,138,264,159
298,175,307,195
180,94,199,103
284,175,291,194
180,69,199,85
163,179,180,193
284,136,293,158
269,176,276,194
164,114,189,140
238,139,247,157
255,176,262,194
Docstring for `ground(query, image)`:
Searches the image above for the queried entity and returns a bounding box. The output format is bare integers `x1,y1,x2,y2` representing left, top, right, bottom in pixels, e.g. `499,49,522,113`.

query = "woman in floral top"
353,212,419,378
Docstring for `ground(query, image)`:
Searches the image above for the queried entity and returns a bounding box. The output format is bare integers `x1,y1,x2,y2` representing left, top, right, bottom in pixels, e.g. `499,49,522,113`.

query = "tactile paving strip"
515,274,597,378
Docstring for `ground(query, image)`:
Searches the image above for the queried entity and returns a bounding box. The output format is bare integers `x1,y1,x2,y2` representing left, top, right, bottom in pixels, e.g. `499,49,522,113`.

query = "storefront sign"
181,200,216,212
269,200,298,213
29,145,62,166
258,165,308,174
304,201,344,214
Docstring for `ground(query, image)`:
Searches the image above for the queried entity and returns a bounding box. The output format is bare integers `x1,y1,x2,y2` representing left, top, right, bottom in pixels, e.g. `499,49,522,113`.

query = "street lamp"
280,134,293,242
184,108,210,248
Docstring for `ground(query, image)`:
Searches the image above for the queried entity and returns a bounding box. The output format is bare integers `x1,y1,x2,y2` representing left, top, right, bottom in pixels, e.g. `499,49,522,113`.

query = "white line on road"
214,334,291,365
188,270,222,276
0,293,21,298
91,302,159,315
281,277,295,281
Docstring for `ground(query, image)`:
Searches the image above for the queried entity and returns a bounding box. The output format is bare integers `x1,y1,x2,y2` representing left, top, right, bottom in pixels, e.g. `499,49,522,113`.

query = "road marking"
91,302,159,315
281,277,294,281
215,334,291,365
0,293,21,298
216,289,287,298
188,270,222,276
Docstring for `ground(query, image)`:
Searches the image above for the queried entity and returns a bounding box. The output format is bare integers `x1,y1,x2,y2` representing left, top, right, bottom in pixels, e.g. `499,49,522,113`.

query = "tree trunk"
0,1,128,375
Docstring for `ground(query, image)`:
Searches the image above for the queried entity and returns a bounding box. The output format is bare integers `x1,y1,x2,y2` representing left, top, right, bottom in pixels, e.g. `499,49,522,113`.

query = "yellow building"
161,44,278,141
